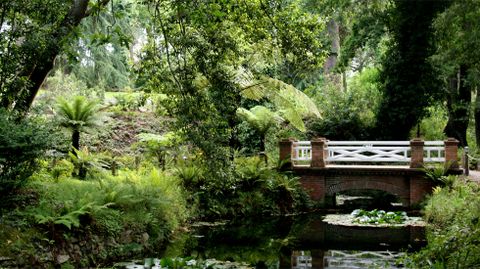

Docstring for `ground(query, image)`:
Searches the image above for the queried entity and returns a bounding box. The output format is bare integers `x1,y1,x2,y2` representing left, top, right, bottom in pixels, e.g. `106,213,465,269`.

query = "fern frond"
236,105,282,135
236,68,321,132
57,96,101,131
279,108,306,132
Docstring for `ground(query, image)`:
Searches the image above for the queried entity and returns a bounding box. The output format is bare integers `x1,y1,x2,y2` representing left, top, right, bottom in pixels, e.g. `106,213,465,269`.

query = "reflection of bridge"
280,219,426,269
279,138,463,207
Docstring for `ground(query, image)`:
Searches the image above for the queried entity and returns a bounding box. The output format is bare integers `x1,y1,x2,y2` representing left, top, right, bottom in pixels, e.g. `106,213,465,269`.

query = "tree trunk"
72,130,80,154
10,0,109,114
323,18,341,89
259,135,266,152
78,163,87,179
259,135,267,165
444,65,471,147
474,89,480,152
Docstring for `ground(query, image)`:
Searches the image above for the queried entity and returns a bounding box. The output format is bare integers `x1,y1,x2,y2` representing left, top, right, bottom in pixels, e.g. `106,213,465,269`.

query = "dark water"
122,213,425,269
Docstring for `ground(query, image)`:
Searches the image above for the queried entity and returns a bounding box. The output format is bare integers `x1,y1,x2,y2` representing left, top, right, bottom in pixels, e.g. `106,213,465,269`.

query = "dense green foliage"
407,178,480,268
236,106,282,152
375,0,450,139
307,67,380,140
432,0,480,147
178,156,310,219
0,110,54,206
139,0,326,177
0,164,188,268
3,0,480,267
0,0,111,113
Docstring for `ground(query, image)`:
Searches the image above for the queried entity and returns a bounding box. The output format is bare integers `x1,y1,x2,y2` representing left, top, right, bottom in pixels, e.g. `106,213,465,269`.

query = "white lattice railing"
291,140,445,166
292,141,312,162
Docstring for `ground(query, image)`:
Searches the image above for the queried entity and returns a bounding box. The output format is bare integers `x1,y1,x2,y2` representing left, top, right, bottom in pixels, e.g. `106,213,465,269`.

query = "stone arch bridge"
279,138,463,207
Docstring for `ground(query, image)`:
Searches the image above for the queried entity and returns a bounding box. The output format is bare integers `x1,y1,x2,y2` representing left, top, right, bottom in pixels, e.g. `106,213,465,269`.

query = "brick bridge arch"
326,178,411,206
292,166,441,208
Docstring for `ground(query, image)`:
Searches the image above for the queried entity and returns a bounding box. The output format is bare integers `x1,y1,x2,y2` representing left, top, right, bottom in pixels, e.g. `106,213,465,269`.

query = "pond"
116,213,425,269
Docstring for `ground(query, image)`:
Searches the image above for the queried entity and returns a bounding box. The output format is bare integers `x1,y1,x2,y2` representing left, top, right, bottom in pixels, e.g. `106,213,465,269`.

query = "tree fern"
236,106,283,151
57,96,100,131
57,96,101,151
235,68,321,132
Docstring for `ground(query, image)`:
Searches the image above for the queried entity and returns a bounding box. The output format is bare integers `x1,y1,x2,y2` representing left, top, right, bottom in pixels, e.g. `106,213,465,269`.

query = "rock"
121,230,133,243
141,233,149,244
107,238,117,246
56,254,70,264
44,252,54,261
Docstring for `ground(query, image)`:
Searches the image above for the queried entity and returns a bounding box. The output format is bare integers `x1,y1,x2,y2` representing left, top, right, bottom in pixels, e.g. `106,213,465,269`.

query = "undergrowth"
405,177,480,268
0,165,189,268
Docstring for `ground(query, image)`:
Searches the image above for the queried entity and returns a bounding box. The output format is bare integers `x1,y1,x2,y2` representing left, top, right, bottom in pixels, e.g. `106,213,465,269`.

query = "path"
466,170,480,183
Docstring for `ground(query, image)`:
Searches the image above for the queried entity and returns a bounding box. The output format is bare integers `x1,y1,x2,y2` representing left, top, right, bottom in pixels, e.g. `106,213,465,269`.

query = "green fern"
34,201,113,230
56,95,103,151
236,106,283,135
57,96,101,131
236,68,321,131
237,106,283,151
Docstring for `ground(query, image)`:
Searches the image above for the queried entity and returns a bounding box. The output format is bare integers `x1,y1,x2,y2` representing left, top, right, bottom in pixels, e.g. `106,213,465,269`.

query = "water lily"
186,259,197,266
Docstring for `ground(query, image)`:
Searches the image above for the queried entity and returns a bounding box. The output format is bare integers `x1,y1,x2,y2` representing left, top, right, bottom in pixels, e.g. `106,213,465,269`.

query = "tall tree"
0,0,110,114
141,0,326,173
59,0,141,91
374,0,450,140
443,66,471,147
433,0,480,147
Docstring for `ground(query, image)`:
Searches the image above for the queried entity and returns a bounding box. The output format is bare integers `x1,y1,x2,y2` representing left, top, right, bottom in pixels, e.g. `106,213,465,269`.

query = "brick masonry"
293,166,456,207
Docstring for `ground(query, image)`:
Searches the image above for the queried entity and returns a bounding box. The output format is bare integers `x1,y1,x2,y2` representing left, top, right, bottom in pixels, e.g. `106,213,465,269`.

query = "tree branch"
156,3,183,92
85,0,111,17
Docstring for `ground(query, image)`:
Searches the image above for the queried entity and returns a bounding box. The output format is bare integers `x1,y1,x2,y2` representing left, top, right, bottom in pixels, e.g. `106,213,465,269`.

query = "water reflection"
289,250,404,269
279,215,424,269
122,213,425,269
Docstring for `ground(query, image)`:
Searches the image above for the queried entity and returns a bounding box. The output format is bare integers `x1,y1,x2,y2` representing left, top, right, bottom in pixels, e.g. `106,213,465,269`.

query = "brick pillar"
311,249,325,269
279,138,294,169
444,138,459,169
409,175,434,207
299,175,326,201
410,138,424,168
311,138,326,168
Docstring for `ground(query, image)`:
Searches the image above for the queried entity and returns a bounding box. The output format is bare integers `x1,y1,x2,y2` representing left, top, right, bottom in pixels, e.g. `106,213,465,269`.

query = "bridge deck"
295,164,411,169
292,165,463,176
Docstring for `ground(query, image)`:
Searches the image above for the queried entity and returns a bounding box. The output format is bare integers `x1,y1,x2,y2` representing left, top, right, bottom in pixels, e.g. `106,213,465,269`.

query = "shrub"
177,155,310,219
406,179,480,268
423,163,457,189
112,92,148,111
307,68,380,140
410,105,448,140
0,109,55,207
50,159,75,180
2,166,190,267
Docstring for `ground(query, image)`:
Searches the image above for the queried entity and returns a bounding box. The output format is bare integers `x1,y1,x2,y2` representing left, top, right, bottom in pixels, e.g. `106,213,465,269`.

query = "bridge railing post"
410,138,424,168
444,138,459,169
279,138,294,169
464,146,469,176
311,137,326,168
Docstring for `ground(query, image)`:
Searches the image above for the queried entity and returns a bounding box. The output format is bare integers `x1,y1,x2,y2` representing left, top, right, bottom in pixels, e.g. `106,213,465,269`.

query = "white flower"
351,209,361,217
